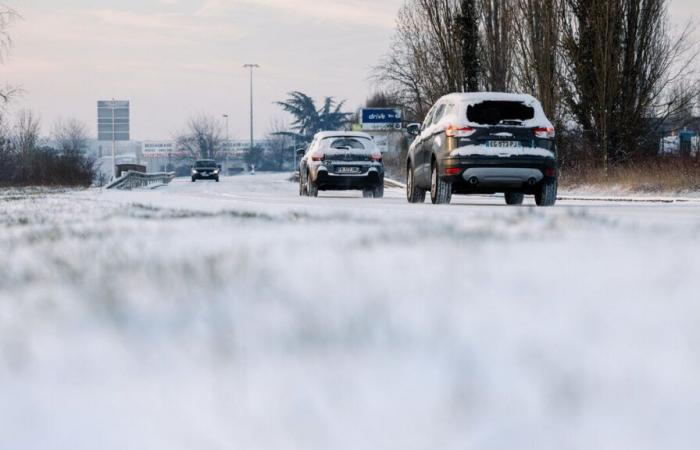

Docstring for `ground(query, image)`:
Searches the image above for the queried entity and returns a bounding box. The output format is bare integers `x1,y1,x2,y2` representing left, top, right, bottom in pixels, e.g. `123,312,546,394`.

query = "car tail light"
445,167,462,176
534,127,556,139
445,125,476,138
311,153,325,162
544,167,557,177
370,153,382,162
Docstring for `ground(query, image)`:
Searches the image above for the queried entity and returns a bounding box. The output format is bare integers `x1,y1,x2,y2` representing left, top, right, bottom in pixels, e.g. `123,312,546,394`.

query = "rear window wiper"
498,119,524,126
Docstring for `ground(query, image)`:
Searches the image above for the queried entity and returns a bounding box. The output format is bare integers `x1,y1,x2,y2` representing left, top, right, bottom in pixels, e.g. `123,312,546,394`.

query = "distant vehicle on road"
191,160,220,182
298,131,385,198
406,93,558,206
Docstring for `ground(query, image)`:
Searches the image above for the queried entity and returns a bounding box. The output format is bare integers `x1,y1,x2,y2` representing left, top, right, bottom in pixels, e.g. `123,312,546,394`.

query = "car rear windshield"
467,101,535,125
195,160,216,168
323,137,374,151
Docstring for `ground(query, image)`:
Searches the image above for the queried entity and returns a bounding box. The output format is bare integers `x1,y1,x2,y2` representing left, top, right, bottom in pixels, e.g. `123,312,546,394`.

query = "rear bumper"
313,166,384,190
442,155,557,194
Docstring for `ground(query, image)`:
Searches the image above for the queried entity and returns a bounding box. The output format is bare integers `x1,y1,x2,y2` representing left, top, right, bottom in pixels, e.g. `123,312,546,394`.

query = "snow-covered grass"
561,158,700,197
2,176,700,450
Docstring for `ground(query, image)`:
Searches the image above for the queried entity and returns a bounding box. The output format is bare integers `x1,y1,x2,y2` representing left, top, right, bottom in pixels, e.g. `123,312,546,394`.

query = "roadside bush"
0,147,96,187
560,155,700,193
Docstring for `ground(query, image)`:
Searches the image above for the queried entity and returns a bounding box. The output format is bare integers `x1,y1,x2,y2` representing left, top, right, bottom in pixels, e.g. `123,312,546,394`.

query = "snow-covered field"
2,173,700,450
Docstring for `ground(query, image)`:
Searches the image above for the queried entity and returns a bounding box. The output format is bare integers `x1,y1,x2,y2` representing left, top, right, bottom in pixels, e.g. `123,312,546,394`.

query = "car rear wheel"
299,173,306,196
430,161,452,205
505,192,525,205
373,184,384,198
307,174,319,197
362,189,374,198
535,180,558,207
407,162,426,204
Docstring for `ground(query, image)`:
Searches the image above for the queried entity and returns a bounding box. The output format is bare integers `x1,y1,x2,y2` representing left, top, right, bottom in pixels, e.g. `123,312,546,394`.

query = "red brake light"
544,167,557,177
311,153,325,162
445,167,462,176
370,153,382,162
446,125,476,138
534,127,556,139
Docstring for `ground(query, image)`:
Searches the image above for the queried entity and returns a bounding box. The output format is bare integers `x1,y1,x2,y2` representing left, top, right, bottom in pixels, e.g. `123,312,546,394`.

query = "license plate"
337,167,360,174
489,141,520,148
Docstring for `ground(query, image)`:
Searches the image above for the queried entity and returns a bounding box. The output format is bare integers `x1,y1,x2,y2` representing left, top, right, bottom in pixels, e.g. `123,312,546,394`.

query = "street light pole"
243,64,260,170
111,98,117,180
223,114,230,173
222,114,230,141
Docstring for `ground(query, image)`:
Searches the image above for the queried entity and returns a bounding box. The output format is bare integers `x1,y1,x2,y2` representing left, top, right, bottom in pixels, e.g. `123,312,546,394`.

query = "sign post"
360,108,403,131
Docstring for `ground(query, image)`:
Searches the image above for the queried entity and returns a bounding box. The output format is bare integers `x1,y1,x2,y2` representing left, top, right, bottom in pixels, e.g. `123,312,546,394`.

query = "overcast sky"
3,0,699,140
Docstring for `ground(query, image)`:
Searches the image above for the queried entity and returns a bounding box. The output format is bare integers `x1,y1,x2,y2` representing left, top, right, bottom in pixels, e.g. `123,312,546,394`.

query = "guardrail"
106,171,176,190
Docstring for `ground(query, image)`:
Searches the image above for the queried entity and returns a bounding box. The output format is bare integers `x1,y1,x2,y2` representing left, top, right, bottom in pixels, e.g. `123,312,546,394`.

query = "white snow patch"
1,175,700,450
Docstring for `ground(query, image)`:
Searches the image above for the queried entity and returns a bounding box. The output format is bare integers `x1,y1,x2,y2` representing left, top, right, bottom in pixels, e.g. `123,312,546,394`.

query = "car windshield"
195,160,216,168
323,137,374,151
467,101,535,125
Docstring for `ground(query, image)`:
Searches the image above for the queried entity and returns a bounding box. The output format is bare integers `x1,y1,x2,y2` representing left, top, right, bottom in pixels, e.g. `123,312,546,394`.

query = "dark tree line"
0,9,95,187
0,112,96,187
375,0,699,172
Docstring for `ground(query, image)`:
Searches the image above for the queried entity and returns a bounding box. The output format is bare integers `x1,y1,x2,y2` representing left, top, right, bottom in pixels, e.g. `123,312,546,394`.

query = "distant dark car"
191,160,220,182
406,93,558,206
298,131,385,198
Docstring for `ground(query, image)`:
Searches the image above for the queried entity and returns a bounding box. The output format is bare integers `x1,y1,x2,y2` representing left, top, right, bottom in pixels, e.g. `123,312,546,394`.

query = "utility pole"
111,98,117,179
222,114,230,141
243,64,260,170
223,114,229,173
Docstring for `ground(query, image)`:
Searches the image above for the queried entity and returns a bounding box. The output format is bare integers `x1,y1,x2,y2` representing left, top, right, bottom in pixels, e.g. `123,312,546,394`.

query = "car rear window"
467,101,535,125
323,137,373,150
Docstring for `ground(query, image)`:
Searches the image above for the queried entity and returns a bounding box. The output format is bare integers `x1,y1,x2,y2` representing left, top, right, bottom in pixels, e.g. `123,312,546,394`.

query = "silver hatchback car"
298,131,385,198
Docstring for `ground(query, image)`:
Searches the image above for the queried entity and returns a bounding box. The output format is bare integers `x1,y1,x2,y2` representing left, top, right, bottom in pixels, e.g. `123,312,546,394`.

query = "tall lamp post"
222,114,230,141
222,114,229,173
243,64,260,170
111,98,117,179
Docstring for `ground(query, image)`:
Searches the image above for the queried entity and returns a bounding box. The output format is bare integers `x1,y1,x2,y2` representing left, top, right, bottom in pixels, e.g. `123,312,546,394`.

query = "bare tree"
175,114,224,160
480,0,516,91
562,0,698,170
0,6,20,105
52,118,89,155
264,118,293,171
374,0,463,121
513,0,562,120
13,110,40,154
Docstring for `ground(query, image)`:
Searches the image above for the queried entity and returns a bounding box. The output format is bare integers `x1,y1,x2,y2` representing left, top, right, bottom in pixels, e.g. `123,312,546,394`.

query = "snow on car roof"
314,131,373,139
439,92,540,106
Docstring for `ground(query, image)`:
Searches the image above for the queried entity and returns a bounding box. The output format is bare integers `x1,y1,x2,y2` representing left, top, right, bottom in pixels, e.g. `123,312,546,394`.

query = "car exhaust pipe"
468,177,479,185
527,178,537,186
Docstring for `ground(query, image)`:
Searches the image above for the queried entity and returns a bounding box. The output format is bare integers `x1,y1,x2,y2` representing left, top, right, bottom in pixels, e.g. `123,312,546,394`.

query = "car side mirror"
406,123,421,136
296,148,306,157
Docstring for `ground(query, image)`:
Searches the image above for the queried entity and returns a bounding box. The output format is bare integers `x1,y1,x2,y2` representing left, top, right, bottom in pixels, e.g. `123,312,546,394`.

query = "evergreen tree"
458,0,481,92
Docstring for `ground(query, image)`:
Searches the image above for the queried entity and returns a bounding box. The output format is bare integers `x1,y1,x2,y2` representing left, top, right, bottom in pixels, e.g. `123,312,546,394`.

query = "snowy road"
2,173,700,450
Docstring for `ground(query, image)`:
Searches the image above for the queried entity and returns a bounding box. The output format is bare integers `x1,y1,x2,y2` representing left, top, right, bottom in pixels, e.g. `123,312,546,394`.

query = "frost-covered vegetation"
2,174,700,449
375,0,699,181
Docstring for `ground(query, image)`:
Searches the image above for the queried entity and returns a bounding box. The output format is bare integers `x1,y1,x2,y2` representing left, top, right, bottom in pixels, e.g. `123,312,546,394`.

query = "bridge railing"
106,171,176,190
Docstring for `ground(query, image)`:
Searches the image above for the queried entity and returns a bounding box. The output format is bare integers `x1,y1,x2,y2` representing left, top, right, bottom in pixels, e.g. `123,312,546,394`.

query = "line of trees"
172,114,295,172
375,0,699,172
0,6,95,187
0,112,96,186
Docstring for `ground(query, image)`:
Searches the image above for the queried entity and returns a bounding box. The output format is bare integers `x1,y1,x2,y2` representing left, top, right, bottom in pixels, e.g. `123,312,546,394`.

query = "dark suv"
299,131,385,198
191,160,220,182
406,93,558,206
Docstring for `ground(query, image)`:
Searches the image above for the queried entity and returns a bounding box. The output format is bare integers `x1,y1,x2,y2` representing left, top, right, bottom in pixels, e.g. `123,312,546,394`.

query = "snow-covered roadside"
2,178,700,450
385,177,700,203
559,184,700,201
